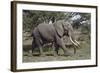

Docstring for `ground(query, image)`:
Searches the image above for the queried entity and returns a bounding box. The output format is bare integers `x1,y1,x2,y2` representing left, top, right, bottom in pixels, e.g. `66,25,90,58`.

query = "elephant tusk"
69,36,78,46
75,40,80,45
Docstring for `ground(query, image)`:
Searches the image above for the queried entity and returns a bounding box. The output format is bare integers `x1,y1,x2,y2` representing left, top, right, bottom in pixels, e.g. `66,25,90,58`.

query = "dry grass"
23,37,91,62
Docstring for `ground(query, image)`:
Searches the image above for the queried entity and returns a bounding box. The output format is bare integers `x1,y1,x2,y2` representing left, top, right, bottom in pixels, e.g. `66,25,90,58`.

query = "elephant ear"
54,22,64,37
67,22,73,36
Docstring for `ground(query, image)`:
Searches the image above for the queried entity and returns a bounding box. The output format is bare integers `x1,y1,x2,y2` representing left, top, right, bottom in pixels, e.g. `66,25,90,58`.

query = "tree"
23,10,67,32
23,10,91,34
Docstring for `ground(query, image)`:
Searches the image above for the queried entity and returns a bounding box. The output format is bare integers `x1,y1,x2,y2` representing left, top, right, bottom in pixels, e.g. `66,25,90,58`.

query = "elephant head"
54,20,80,47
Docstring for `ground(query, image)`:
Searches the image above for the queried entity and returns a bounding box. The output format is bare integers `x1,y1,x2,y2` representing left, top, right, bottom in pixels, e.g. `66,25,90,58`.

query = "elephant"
31,20,80,56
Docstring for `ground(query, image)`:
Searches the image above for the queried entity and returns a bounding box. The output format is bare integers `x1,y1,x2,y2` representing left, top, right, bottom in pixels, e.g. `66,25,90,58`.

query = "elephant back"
37,23,56,42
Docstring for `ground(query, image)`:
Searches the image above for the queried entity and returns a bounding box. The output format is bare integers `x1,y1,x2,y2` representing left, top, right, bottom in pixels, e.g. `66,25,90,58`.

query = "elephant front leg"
56,38,72,56
61,43,72,56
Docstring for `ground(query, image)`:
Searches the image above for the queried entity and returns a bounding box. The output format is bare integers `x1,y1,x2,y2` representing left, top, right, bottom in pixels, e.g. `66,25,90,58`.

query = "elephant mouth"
63,30,69,36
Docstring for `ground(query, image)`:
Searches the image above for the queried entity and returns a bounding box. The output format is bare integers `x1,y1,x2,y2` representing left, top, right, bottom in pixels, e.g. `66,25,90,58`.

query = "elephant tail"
31,32,35,40
31,33,33,37
31,31,36,48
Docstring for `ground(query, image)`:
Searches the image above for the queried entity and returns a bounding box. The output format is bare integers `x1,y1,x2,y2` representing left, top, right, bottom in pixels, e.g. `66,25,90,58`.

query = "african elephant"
31,20,80,56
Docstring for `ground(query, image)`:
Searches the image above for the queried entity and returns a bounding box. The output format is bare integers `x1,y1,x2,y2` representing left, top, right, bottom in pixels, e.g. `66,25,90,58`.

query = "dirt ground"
23,37,91,63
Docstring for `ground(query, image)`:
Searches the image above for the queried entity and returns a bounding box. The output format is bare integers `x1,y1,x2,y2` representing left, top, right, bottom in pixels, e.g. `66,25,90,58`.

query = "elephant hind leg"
35,39,45,56
37,44,45,56
51,42,59,56
39,47,45,56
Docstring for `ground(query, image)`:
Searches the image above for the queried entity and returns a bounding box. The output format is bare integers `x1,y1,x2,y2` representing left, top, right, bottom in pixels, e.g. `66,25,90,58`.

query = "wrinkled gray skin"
32,20,79,56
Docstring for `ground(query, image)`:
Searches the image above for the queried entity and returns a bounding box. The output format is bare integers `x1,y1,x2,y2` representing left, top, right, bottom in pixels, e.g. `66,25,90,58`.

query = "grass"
23,37,91,62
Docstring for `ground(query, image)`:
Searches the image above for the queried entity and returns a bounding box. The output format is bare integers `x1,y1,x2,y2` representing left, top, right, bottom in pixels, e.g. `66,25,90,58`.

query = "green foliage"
23,10,91,36
80,13,91,20
23,10,67,32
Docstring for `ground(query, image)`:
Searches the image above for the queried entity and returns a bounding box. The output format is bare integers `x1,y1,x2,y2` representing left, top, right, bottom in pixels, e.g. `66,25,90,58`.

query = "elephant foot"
40,54,45,57
64,52,73,56
53,53,58,57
